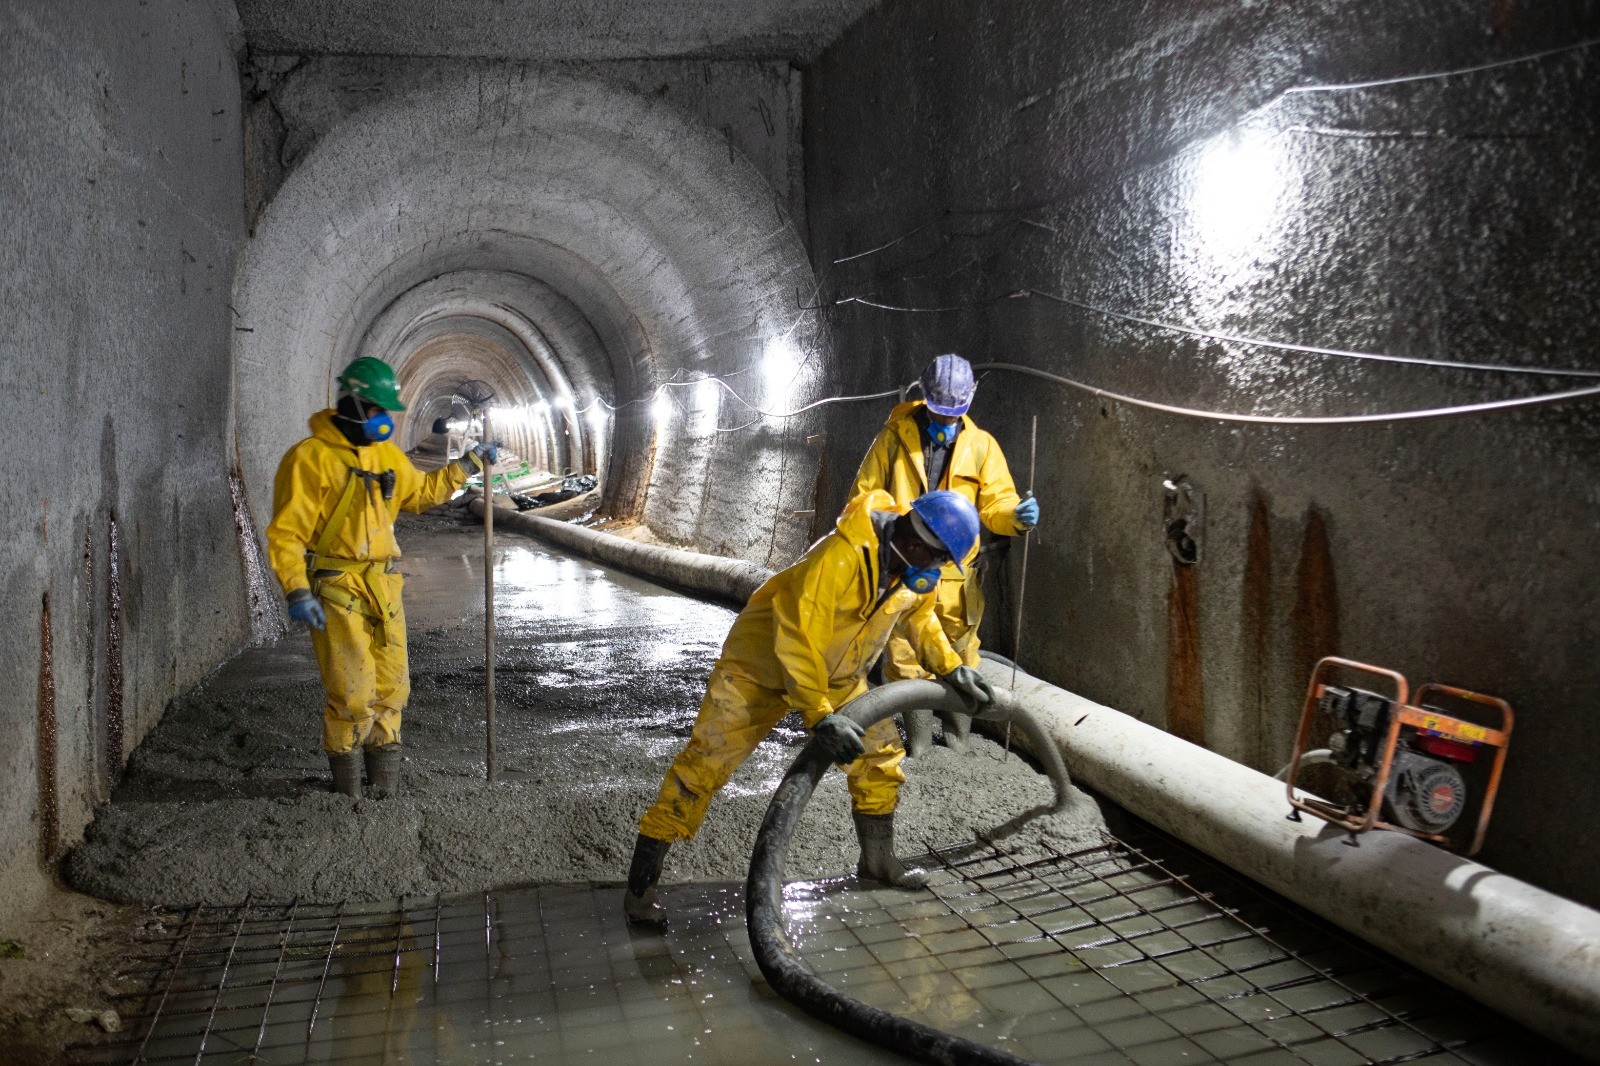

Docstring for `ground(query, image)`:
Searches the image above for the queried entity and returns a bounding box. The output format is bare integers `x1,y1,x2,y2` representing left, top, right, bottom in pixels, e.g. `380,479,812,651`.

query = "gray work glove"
942,665,995,707
456,440,502,473
811,713,867,765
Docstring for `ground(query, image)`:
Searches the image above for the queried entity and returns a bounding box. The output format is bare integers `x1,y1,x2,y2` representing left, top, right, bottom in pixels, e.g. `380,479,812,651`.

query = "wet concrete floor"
61,508,1573,1064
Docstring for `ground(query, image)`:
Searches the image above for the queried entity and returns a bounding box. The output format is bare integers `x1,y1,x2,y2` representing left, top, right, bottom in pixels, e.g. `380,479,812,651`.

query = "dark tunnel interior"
4,1,1600,1062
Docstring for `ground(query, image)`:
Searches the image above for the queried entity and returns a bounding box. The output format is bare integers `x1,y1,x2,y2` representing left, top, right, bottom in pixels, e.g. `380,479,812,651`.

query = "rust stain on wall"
106,512,126,786
1241,490,1273,766
1166,562,1206,746
37,593,58,865
1290,507,1341,736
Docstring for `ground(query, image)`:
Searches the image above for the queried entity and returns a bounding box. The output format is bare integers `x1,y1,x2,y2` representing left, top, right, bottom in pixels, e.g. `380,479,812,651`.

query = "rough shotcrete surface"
807,1,1600,907
67,512,1102,906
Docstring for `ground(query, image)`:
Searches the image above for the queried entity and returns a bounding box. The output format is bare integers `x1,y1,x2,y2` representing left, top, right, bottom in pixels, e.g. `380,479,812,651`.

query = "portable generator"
1283,657,1512,855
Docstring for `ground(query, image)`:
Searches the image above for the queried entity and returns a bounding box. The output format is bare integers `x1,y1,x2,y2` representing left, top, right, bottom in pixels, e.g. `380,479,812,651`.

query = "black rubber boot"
624,833,672,924
328,750,362,798
364,744,402,799
853,812,930,889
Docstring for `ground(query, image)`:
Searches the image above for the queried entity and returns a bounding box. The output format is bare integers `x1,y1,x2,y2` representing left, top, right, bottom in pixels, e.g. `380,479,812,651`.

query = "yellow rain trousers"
266,409,466,754
850,401,1025,679
638,489,962,842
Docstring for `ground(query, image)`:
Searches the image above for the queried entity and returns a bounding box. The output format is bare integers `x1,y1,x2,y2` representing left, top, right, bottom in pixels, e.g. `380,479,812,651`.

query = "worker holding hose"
266,356,498,799
850,353,1039,755
625,489,992,923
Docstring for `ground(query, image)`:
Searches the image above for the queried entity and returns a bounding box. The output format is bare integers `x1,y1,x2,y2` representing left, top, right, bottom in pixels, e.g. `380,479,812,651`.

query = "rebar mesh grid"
69,827,1565,1065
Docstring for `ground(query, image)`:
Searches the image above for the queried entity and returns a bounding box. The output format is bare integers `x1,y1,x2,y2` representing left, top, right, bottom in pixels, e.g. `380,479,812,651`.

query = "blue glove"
811,713,867,765
457,440,502,473
942,665,994,707
1014,492,1039,531
286,589,326,631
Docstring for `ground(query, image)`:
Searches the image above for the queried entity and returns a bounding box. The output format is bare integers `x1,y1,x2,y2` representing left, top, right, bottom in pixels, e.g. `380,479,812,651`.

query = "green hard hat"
337,357,406,411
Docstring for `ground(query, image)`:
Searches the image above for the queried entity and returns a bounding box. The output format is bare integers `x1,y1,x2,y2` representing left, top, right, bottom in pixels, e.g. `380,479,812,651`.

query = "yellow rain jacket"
266,410,466,752
850,401,1024,673
638,489,962,841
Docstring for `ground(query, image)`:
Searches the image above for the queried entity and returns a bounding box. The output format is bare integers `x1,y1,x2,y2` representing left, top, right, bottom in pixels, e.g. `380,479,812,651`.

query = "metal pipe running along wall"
747,679,1076,1066
472,499,1600,1057
466,494,772,605
979,659,1600,1057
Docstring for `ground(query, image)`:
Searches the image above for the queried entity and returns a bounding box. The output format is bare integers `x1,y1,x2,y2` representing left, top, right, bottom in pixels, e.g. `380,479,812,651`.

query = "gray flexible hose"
746,679,1072,1065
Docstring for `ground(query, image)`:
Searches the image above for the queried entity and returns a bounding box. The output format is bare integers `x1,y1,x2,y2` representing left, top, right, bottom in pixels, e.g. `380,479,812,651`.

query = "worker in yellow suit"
266,357,498,798
850,354,1040,755
624,488,992,923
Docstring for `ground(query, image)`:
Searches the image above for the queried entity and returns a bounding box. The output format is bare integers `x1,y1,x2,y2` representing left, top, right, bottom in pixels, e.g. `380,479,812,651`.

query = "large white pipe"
980,658,1600,1058
476,512,1600,1055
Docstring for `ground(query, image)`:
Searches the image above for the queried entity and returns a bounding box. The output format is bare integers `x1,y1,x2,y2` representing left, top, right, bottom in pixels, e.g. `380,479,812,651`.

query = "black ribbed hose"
746,679,1072,1065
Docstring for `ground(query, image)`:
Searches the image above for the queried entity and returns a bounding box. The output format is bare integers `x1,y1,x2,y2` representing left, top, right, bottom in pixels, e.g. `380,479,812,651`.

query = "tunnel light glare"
693,378,720,435
1190,130,1285,256
586,405,608,429
763,336,803,405
533,400,550,416
652,391,674,425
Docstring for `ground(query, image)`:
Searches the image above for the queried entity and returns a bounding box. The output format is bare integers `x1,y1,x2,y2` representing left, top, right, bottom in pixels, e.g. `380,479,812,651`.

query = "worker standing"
624,489,992,923
850,354,1040,754
266,356,498,798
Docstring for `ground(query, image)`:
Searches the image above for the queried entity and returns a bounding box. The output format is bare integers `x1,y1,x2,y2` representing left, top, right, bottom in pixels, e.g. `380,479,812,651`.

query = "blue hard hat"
920,354,977,417
909,490,981,572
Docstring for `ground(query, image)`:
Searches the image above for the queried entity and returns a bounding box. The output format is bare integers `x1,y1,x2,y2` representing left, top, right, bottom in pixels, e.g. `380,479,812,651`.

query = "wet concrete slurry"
66,508,1099,905
61,509,1566,1064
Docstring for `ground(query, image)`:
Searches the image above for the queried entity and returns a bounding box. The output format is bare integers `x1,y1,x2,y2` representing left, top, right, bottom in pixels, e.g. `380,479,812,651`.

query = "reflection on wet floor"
73,819,1567,1066
73,883,903,1065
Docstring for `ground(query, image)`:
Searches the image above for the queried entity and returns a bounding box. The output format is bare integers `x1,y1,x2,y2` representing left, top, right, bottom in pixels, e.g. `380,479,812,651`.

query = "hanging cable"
973,361,1600,425
824,36,1600,268
832,288,1600,379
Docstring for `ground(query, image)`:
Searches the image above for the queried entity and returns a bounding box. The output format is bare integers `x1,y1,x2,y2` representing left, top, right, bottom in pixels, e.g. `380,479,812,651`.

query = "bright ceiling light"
652,390,673,424
763,336,802,406
1189,129,1286,257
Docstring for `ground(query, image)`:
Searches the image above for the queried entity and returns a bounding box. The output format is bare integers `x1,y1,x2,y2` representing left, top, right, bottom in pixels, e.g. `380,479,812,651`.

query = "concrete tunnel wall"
0,0,251,917
232,62,825,569
804,2,1600,907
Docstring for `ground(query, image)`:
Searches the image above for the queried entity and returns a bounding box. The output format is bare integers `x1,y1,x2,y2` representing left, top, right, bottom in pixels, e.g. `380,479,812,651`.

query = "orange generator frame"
1284,657,1513,856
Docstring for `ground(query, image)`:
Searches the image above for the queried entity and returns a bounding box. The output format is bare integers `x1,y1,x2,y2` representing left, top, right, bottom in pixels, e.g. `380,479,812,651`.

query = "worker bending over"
625,489,992,923
850,354,1040,754
266,357,497,798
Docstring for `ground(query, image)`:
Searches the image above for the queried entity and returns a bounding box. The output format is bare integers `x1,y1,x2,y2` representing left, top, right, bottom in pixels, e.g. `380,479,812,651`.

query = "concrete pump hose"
746,679,1070,1066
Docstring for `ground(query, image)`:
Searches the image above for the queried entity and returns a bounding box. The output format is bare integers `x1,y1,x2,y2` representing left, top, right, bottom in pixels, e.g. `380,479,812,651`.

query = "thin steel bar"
246,898,298,1063
434,895,443,986
1046,840,1452,1063
1111,834,1473,1055
390,905,406,998
131,906,201,1065
192,894,251,1064
931,841,1335,1066
303,899,344,1055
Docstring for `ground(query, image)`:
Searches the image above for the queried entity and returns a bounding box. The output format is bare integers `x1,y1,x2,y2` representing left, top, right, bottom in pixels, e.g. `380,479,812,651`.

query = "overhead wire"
540,37,1600,436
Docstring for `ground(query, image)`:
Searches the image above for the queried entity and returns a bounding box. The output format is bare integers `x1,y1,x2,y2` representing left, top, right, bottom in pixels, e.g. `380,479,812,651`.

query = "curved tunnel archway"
232,68,822,564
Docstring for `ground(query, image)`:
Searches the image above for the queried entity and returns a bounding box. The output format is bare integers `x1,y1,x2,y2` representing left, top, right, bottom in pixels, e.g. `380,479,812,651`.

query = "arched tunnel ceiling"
236,0,884,61
231,67,816,535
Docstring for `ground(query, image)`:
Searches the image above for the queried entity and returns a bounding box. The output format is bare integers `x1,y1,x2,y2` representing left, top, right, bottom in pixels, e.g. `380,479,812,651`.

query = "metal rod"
192,895,250,1065
246,898,297,1063
303,900,344,1053
482,408,497,784
1005,414,1039,760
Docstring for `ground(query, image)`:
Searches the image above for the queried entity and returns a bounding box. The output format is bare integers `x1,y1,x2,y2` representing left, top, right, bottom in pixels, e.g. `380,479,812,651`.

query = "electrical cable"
972,361,1600,425
833,288,1600,379
824,35,1600,267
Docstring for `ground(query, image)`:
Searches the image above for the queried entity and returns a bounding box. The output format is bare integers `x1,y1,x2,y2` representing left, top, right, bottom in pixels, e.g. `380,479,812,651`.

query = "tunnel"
4,1,1600,1063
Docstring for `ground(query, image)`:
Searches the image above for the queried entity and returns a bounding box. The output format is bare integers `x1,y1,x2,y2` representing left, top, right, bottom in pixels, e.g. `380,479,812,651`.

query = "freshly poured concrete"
66,509,1102,906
